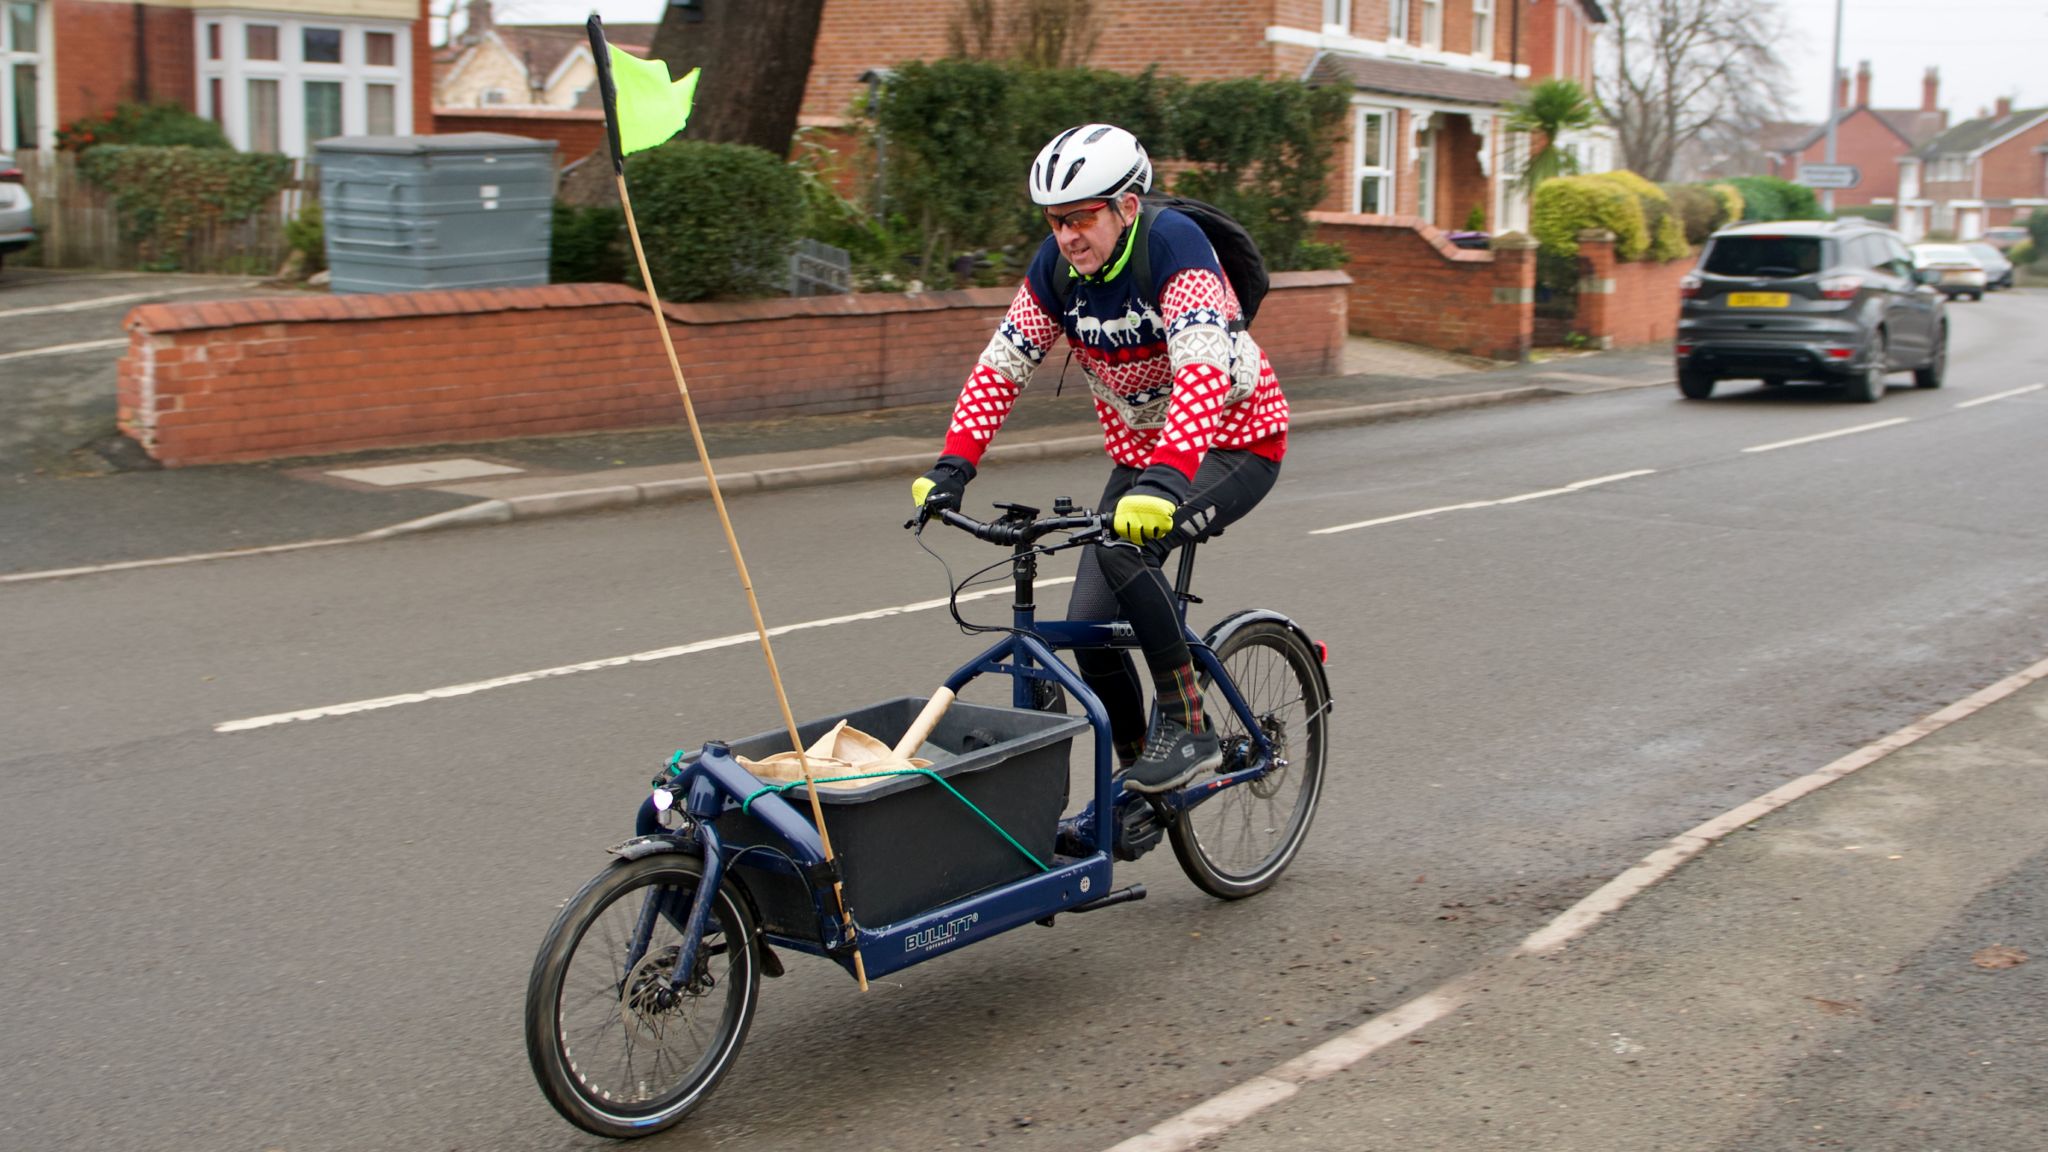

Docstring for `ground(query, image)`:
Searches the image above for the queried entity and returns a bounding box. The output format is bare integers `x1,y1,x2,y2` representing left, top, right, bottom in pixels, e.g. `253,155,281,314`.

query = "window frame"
1354,104,1396,215
1388,0,1409,43
1,0,44,152
1472,0,1493,60
194,10,409,157
1419,0,1443,50
1323,0,1351,34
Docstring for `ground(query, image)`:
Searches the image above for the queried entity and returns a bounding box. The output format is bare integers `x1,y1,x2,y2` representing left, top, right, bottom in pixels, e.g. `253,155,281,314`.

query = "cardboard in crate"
716,697,1085,937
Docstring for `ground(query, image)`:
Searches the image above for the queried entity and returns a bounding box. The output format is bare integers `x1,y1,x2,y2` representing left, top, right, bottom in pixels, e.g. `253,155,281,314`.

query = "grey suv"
1676,220,1946,403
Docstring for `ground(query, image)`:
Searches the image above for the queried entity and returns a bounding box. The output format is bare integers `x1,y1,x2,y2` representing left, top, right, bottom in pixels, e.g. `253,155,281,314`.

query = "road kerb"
369,385,1594,541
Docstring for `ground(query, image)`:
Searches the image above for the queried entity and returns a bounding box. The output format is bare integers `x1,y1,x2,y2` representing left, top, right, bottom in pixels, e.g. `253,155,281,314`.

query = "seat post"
1172,539,1199,602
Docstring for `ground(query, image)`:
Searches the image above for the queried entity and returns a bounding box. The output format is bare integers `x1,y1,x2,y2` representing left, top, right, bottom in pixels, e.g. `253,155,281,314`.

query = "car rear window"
1703,236,1825,277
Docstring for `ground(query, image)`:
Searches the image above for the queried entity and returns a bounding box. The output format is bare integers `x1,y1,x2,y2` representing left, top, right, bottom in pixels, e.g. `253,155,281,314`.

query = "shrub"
2009,237,2035,265
77,146,293,269
284,198,325,275
1663,183,1724,246
2024,208,2048,258
869,59,1346,285
1589,170,1687,261
1531,174,1646,261
59,102,232,150
1725,175,1824,222
1834,204,1895,225
549,202,626,284
625,140,804,301
1709,183,1744,228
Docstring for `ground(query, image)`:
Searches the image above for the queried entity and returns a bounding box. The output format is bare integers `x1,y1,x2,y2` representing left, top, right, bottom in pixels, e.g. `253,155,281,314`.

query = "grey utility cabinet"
315,133,556,294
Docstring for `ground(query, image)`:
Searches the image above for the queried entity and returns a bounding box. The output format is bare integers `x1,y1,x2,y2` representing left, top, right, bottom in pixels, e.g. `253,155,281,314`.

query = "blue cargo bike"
524,497,1331,1138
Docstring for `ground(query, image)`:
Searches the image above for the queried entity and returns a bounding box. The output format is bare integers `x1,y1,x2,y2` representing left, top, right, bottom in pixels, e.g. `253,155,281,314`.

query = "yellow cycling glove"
913,457,974,512
1113,493,1177,544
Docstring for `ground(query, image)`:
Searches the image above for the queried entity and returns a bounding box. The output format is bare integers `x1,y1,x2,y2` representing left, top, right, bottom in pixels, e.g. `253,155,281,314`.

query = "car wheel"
1847,334,1888,404
1914,325,1946,389
1677,369,1716,400
1971,292,1984,302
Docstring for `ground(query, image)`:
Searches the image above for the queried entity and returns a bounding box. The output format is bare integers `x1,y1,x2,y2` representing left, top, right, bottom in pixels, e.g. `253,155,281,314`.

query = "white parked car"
0,154,32,274
1912,243,1987,302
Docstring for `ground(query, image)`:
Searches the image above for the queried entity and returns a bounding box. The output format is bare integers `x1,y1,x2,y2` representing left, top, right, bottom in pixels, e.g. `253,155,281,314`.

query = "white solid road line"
1741,417,1911,454
1955,383,2045,409
1309,470,1656,535
0,283,232,321
0,537,361,584
0,337,130,363
1102,650,2048,1152
213,579,1076,733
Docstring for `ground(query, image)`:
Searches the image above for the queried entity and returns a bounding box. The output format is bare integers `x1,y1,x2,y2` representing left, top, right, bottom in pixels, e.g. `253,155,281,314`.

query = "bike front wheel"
1170,619,1329,899
526,853,761,1139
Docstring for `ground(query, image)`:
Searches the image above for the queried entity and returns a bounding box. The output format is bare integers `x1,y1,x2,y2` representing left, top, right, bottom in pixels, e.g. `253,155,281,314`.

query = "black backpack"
1050,195,1271,329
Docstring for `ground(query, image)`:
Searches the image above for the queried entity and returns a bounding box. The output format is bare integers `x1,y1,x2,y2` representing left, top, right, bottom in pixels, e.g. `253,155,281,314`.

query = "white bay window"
196,11,411,156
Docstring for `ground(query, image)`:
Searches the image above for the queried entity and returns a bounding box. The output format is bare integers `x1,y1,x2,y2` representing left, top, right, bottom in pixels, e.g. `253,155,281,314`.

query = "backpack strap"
1051,206,1159,318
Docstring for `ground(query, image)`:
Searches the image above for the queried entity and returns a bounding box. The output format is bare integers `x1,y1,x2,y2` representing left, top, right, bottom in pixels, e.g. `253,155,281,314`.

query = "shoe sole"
1121,749,1224,795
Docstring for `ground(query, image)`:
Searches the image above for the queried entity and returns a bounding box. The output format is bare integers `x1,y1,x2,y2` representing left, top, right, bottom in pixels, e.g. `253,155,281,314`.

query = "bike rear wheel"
1170,619,1329,898
526,854,760,1139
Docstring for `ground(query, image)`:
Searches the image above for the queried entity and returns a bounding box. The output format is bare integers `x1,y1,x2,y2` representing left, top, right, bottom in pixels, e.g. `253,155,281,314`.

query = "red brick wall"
431,109,598,165
52,1,196,128
1310,212,1535,361
413,0,435,135
1978,116,2048,205
1514,0,1597,85
117,273,1350,466
1573,233,1695,348
801,0,1287,125
1784,108,1913,207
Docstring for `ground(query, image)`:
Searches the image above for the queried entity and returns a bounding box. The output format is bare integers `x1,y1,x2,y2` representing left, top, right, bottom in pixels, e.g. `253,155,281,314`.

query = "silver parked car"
1912,243,1988,301
1964,242,2015,290
0,153,33,274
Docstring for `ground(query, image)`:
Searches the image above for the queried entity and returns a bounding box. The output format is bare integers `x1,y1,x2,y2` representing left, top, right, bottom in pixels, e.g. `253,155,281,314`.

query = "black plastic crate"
714,697,1085,939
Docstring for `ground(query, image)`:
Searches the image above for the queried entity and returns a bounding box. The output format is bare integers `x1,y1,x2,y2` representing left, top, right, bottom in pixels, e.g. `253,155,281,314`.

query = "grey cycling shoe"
1121,716,1223,794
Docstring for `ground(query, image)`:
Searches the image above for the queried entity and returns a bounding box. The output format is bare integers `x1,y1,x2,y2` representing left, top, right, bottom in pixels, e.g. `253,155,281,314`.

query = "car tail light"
0,168,22,184
1675,343,1694,357
1818,275,1863,300
1823,346,1855,360
1679,274,1702,299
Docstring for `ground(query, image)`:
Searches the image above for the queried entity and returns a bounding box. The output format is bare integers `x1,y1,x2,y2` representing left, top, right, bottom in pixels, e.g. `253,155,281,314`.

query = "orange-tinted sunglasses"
1044,201,1112,232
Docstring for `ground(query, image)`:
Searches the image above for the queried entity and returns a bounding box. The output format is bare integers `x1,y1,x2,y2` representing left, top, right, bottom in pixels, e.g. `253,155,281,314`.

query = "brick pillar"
412,0,435,135
1487,233,1538,362
1574,229,1617,350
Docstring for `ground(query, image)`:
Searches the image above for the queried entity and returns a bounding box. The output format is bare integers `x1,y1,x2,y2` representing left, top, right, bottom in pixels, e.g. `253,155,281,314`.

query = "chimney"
1923,67,1940,113
1996,95,2013,119
462,0,492,44
1836,68,1850,112
1855,61,1871,109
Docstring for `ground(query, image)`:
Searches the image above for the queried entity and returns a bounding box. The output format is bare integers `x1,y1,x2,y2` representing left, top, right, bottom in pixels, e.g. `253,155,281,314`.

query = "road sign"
1797,164,1862,190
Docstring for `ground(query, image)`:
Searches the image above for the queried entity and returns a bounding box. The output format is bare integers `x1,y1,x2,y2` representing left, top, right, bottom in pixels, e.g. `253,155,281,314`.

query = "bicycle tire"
1168,619,1328,898
526,854,760,1139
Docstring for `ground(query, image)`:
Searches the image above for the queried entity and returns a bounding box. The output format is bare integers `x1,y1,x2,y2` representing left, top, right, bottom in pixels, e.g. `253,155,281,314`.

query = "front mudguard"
611,813,785,977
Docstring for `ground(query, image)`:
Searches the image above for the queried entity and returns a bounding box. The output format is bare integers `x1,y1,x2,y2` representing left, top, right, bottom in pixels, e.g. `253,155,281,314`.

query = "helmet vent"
1060,158,1086,190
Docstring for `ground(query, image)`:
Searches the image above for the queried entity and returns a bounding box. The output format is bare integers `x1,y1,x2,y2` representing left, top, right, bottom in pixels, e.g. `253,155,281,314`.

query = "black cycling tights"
1066,449,1281,759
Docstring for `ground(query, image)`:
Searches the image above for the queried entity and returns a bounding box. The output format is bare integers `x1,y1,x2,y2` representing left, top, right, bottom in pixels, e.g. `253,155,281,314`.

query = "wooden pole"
614,171,868,991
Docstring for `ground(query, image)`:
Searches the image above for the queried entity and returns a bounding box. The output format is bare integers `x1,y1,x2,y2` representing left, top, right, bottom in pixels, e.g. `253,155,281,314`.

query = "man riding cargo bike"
915,122,1292,795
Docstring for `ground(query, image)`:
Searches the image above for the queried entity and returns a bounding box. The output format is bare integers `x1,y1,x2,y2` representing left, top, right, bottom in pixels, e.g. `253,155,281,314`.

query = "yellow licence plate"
1727,292,1790,308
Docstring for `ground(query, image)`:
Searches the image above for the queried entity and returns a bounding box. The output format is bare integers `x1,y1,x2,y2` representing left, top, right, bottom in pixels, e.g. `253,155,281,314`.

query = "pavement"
1186,661,2048,1152
1,313,1675,576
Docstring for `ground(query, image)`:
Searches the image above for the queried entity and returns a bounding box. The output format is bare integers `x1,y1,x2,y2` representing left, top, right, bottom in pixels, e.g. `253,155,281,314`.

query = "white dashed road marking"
213,579,1075,733
0,283,232,321
1955,383,2043,408
1741,417,1911,454
0,337,130,363
1309,470,1655,535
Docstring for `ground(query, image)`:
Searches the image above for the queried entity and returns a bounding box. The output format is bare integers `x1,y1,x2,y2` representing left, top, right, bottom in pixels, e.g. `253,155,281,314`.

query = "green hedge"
59,101,231,150
77,146,292,269
868,59,1346,286
1724,175,1824,222
1531,174,1647,260
2010,237,2036,266
1591,170,1687,260
1662,182,1738,246
549,202,627,285
625,140,804,301
1833,204,1896,225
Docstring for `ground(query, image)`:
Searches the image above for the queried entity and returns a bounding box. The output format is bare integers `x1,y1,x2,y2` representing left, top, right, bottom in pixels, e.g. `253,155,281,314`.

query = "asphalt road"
3,291,2046,1151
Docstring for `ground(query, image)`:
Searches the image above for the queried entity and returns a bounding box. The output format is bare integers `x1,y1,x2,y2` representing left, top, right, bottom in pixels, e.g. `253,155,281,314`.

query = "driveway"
0,268,300,475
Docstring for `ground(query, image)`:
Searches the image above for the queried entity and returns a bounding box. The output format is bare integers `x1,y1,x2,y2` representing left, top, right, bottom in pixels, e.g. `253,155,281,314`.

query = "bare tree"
649,0,828,157
945,0,1100,69
1595,0,1791,181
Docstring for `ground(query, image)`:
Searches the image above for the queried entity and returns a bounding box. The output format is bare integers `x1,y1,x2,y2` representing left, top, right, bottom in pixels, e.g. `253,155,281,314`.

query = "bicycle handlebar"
910,501,1108,548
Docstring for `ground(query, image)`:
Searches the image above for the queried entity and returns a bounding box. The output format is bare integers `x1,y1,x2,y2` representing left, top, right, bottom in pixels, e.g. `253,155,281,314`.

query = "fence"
17,151,316,275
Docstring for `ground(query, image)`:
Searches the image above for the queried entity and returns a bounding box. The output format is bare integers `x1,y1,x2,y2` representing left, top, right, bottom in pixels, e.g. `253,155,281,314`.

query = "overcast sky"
477,0,2045,127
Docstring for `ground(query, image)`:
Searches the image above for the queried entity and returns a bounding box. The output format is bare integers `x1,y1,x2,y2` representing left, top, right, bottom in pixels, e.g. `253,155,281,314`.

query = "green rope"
740,768,1050,872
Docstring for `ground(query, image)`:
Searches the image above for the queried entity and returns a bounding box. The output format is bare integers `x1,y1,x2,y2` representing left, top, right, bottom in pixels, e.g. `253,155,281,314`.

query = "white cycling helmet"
1028,124,1152,207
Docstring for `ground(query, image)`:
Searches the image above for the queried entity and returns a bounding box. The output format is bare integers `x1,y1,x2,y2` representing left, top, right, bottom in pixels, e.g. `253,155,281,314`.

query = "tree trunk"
649,0,827,158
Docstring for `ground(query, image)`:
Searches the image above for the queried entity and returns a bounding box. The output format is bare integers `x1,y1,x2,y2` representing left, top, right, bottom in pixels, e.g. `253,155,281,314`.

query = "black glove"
912,456,976,512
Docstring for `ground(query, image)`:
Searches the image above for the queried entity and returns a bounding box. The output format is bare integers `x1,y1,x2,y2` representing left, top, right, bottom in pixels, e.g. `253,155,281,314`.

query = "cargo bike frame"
525,498,1331,1139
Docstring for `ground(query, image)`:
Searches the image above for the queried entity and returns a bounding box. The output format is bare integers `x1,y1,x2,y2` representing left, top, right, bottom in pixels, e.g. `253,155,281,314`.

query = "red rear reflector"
1676,343,1694,356
1824,346,1855,359
1313,640,1329,665
0,169,21,184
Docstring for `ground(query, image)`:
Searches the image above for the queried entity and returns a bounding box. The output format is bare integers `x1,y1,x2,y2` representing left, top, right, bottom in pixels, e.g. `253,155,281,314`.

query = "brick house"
2,0,435,158
433,0,652,111
801,0,1611,236
1894,96,2048,242
1765,62,1947,208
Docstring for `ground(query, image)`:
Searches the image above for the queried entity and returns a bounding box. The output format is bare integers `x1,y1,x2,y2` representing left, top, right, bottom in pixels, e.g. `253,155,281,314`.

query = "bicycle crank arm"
1069,883,1147,914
